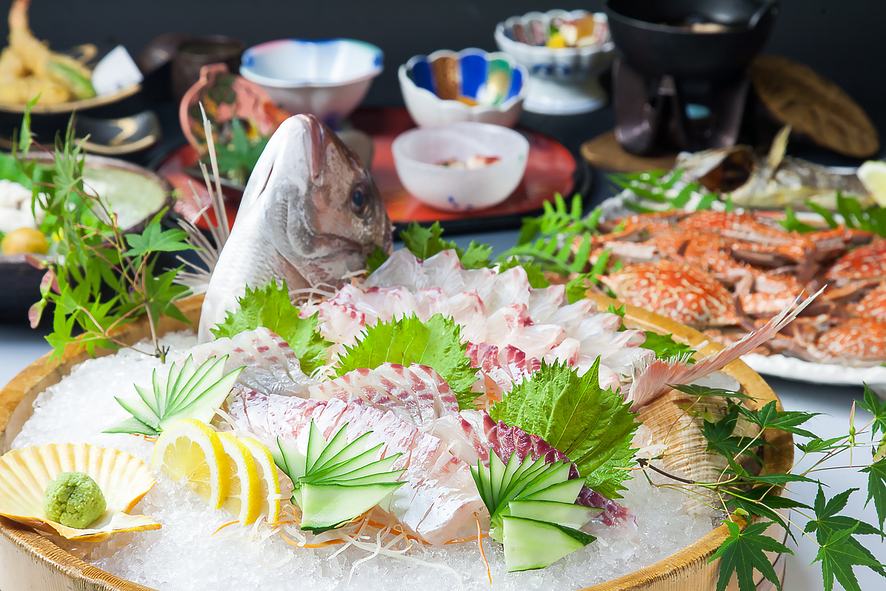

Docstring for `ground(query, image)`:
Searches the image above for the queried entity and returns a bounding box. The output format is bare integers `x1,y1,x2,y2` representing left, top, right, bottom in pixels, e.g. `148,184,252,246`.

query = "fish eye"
350,182,372,217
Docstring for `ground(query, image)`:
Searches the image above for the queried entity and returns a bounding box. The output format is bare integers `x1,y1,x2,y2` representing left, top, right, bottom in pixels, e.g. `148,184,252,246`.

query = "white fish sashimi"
186,327,318,397
226,382,483,545
308,363,459,431
305,249,651,397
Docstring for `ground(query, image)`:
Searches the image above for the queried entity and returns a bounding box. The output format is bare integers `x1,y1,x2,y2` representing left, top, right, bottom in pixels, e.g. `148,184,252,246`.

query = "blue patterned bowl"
399,48,527,127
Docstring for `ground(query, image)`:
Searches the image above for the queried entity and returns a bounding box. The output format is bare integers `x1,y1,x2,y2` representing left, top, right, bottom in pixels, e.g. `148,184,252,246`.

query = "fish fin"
627,286,824,410
766,125,792,177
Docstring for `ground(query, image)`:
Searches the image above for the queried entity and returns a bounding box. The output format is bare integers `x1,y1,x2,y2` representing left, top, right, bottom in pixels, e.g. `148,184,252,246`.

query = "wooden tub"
0,294,792,591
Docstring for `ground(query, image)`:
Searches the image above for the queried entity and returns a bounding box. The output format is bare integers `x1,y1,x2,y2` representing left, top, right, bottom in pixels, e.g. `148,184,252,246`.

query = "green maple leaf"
861,458,886,532
797,435,848,454
737,400,818,439
710,520,792,591
211,279,333,376
859,383,886,437
805,486,886,584
124,212,192,257
700,405,764,462
729,486,810,542
488,359,638,498
335,314,477,410
814,523,884,591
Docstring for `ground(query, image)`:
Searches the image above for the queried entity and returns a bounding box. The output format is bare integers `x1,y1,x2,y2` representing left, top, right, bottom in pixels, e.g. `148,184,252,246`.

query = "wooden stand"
581,130,678,173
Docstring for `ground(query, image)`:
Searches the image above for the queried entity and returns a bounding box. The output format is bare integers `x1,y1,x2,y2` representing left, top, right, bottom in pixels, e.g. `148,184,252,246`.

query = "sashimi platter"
0,110,881,591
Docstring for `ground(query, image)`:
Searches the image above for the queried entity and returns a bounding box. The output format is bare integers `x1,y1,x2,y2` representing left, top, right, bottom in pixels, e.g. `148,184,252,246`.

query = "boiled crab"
585,209,886,367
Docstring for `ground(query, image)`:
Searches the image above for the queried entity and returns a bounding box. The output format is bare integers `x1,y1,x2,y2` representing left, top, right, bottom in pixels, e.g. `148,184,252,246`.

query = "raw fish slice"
480,267,531,314
509,323,567,361
421,250,470,296
188,327,318,396
361,286,420,322
309,364,458,430
363,248,427,292
527,284,566,324
317,304,367,348
413,287,448,320
407,364,460,416
227,388,483,545
467,342,540,398
445,290,487,342
429,412,490,466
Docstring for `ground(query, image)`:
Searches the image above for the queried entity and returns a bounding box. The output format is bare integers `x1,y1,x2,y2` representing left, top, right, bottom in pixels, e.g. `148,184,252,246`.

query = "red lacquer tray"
159,107,577,233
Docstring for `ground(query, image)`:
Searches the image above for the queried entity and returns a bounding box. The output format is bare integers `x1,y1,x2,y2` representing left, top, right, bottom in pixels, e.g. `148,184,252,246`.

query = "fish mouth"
294,114,326,182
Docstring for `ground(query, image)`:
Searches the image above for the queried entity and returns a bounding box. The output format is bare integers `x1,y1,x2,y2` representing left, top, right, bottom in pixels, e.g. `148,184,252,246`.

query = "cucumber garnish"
276,421,405,532
105,355,244,437
471,451,599,571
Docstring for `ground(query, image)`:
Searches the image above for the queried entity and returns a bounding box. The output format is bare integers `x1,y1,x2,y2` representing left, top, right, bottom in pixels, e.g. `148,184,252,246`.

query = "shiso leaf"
335,313,477,410
211,278,333,376
497,257,550,288
488,359,639,499
276,421,404,532
640,331,696,364
105,355,243,436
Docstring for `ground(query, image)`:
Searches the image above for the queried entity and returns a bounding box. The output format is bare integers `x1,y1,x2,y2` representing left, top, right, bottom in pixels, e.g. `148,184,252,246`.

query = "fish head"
242,114,393,290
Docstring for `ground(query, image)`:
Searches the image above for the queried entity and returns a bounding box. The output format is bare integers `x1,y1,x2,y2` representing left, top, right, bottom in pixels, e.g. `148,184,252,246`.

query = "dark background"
2,0,884,199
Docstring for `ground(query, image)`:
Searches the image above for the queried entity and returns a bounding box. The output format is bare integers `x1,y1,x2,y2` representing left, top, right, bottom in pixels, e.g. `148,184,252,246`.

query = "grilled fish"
676,126,873,210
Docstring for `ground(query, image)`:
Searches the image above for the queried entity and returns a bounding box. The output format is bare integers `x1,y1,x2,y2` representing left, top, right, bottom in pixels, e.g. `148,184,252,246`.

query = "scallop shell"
0,443,160,541
638,389,762,516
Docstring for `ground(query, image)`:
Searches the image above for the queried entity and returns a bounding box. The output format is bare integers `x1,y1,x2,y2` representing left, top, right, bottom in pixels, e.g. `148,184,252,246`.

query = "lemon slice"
858,160,886,208
239,437,282,524
152,419,229,510
218,433,260,526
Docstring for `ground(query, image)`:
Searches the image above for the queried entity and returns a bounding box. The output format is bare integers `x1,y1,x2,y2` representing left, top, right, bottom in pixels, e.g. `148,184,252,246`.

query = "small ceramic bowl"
392,122,529,212
495,10,616,115
239,39,383,127
399,48,527,128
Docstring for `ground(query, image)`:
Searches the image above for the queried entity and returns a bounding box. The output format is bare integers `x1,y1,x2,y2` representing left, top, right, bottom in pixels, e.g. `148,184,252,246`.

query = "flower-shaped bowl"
392,122,529,212
399,48,527,128
495,9,616,115
240,39,383,127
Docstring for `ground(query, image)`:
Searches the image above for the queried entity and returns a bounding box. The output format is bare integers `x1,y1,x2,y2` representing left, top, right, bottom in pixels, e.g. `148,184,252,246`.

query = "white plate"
743,354,886,396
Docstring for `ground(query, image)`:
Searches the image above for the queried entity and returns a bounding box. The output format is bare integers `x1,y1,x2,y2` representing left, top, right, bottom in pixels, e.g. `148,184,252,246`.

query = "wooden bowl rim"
0,293,792,591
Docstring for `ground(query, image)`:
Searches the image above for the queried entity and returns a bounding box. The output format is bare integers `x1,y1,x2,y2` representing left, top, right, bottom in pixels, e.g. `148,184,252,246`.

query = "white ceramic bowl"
392,122,529,212
495,10,616,115
240,39,383,126
399,48,528,128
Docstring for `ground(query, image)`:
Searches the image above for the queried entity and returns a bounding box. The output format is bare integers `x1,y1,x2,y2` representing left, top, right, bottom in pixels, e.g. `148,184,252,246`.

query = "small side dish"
399,48,527,127
0,0,95,105
392,122,528,211
494,10,615,114
240,38,383,127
